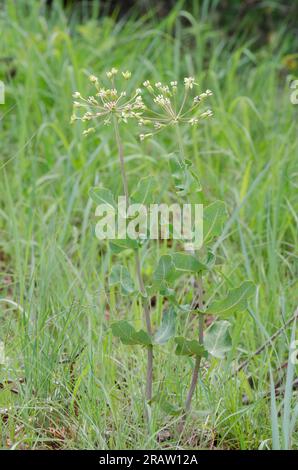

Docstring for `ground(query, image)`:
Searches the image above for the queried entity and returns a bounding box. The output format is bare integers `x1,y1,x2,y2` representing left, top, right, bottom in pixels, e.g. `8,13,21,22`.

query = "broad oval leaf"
153,252,211,284
204,320,232,359
174,336,207,357
203,200,226,244
171,252,208,273
169,155,202,196
89,186,116,209
153,307,176,344
200,281,255,317
109,238,139,253
109,265,135,295
145,281,175,299
131,175,156,204
111,320,152,346
153,255,175,282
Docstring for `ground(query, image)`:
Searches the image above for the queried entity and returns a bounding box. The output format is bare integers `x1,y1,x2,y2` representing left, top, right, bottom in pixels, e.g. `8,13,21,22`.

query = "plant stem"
135,250,153,403
113,116,153,408
184,356,201,413
175,123,185,161
113,115,129,204
178,277,204,436
174,124,205,425
184,277,204,413
135,251,152,334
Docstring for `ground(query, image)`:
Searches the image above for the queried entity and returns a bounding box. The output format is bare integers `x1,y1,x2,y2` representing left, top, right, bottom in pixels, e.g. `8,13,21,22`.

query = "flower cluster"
71,68,145,136
71,70,213,139
138,77,213,140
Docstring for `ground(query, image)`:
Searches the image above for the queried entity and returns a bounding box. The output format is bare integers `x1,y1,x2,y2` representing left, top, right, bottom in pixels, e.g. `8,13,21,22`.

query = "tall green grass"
0,0,297,449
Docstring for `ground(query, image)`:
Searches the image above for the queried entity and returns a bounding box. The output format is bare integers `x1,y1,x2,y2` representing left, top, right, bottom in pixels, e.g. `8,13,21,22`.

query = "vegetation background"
0,0,297,450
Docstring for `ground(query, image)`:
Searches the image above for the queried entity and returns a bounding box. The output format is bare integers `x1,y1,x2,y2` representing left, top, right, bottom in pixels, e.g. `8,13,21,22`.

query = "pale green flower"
71,68,145,134
138,77,213,139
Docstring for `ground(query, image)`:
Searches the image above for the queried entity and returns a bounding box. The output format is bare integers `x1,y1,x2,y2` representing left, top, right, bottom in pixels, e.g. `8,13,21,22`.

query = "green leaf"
175,303,193,312
204,320,232,359
109,265,135,295
169,155,201,196
145,281,175,299
153,252,211,284
174,336,207,357
109,238,139,253
202,281,255,316
171,252,208,274
131,175,156,204
158,283,175,298
153,255,175,282
203,201,226,244
205,250,216,268
154,307,176,344
89,186,116,208
111,320,152,346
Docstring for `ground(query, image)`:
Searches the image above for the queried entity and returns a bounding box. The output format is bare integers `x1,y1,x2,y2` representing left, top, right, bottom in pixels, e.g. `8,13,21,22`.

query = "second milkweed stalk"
184,278,204,415
175,123,205,425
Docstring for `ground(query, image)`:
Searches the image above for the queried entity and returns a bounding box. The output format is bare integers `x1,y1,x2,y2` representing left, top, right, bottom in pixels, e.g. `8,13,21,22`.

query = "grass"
0,0,297,449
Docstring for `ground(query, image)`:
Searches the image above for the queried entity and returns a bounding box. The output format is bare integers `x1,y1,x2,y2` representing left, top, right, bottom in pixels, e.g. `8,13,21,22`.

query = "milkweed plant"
71,68,255,430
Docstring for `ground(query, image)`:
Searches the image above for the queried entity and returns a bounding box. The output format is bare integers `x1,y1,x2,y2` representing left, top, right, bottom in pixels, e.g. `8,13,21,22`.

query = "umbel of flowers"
71,68,145,135
139,77,212,140
71,68,213,138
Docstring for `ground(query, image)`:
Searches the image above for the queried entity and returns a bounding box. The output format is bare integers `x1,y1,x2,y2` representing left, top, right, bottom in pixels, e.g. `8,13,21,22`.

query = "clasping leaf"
203,200,226,244
153,252,212,284
153,307,176,344
111,320,152,346
199,281,255,317
174,336,207,357
89,186,116,209
131,175,156,204
109,264,135,295
109,238,139,253
204,320,232,359
169,155,202,196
